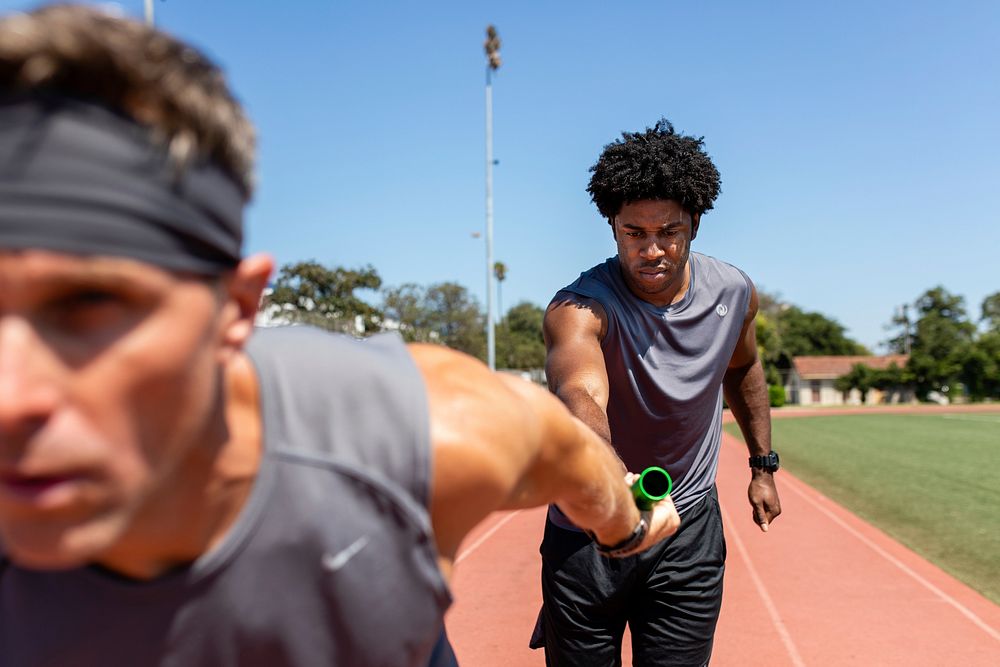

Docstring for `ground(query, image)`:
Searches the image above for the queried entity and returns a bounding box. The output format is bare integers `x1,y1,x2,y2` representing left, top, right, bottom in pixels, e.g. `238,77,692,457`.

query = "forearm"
550,416,640,545
553,385,621,467
502,377,638,546
723,359,772,457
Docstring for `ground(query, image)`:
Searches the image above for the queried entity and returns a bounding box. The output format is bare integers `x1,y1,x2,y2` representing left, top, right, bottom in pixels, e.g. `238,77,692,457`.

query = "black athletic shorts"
529,487,726,667
427,627,459,667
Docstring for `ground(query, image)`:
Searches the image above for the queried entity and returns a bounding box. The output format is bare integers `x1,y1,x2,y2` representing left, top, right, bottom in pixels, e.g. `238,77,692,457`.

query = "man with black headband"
0,6,680,667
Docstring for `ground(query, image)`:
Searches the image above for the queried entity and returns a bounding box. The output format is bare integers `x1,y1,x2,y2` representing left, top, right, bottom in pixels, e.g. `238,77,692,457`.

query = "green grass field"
724,412,1000,605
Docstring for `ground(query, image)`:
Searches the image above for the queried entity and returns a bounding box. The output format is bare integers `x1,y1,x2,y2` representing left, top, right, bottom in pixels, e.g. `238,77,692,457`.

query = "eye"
57,289,120,308
58,289,123,310
626,231,642,238
41,288,133,334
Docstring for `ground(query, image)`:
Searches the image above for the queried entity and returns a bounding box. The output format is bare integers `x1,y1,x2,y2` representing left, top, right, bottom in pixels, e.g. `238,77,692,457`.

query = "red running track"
446,407,1000,666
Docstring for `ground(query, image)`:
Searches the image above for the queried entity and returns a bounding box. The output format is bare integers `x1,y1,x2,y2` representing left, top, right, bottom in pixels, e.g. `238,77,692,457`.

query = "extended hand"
625,472,681,552
748,471,781,532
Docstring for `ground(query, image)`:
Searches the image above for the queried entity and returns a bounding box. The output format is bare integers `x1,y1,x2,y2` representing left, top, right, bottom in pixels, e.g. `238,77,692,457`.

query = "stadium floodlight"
484,25,501,370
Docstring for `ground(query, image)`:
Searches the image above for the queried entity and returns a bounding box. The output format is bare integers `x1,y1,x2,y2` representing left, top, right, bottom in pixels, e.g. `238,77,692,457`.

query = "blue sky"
4,1,998,350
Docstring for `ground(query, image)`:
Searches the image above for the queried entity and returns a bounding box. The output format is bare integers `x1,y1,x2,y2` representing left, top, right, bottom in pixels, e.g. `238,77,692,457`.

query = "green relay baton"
632,466,673,511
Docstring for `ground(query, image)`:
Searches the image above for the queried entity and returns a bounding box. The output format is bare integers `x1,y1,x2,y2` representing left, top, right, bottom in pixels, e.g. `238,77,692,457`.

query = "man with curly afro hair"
530,119,782,666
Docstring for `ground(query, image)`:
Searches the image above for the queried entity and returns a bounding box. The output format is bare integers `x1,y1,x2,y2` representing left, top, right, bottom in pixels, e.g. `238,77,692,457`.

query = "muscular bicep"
411,340,626,580
410,344,543,576
543,296,610,409
729,281,760,369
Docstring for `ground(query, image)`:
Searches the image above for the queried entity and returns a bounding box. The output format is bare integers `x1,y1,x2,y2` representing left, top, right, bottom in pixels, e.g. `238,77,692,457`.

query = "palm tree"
493,261,507,320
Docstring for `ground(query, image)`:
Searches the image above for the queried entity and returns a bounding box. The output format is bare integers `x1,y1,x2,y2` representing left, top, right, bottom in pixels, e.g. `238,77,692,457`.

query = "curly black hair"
587,118,721,221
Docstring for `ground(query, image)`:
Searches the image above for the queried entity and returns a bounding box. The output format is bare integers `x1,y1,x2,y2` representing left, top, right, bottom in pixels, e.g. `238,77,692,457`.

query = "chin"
631,275,671,294
0,515,124,572
1,541,91,571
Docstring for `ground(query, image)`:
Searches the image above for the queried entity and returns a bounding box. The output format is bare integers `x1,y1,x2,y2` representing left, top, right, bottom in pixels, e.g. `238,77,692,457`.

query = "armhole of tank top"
735,267,754,318
597,296,616,351
406,348,433,510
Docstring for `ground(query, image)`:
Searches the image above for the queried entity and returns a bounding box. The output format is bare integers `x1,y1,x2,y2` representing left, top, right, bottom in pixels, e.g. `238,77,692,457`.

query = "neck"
94,354,263,580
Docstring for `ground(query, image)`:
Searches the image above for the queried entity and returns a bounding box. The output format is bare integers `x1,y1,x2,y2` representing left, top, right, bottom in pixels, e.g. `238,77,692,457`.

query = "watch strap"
748,451,779,471
588,510,651,558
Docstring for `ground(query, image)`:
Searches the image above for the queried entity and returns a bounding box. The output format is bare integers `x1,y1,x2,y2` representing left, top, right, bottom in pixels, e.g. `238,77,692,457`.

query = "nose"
0,317,60,441
639,240,665,260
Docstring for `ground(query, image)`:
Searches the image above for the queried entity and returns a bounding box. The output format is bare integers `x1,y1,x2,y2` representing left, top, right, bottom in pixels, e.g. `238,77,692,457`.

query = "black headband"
0,95,245,274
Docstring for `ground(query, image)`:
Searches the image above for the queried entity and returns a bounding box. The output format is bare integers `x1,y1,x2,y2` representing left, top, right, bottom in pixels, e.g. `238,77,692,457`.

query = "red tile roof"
792,355,909,379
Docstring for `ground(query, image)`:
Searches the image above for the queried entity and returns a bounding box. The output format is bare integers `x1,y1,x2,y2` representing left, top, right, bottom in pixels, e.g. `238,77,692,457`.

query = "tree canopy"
265,261,382,334
261,262,999,401
496,301,546,370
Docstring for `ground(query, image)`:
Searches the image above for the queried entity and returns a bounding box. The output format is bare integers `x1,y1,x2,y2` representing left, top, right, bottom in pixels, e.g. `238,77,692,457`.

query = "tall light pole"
144,0,154,26
484,25,501,370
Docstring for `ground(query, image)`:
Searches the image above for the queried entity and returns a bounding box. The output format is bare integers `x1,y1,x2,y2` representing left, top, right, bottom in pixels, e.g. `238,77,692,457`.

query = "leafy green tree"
903,286,976,399
981,292,1000,333
959,332,1000,400
382,283,433,343
871,362,909,391
754,311,784,386
381,282,486,360
768,384,786,408
778,306,870,357
835,363,875,403
265,261,382,334
425,282,486,359
496,301,546,369
753,289,868,403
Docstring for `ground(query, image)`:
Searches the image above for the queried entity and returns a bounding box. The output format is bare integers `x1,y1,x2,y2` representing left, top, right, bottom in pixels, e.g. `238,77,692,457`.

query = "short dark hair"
587,118,721,221
0,4,255,198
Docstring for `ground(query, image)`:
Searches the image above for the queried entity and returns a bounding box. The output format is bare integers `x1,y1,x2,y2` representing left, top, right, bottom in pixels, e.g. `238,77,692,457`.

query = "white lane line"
720,505,807,667
780,475,1000,643
455,510,523,564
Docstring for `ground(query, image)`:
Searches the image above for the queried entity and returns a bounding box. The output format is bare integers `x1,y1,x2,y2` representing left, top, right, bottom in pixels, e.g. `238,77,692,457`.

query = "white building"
784,355,913,406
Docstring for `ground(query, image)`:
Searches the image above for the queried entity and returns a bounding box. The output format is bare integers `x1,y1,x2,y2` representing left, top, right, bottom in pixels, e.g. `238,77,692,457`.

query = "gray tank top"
553,252,751,519
0,326,451,667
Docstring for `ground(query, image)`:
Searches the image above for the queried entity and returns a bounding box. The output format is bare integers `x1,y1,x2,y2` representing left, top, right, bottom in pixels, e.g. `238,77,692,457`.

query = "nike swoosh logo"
322,536,370,572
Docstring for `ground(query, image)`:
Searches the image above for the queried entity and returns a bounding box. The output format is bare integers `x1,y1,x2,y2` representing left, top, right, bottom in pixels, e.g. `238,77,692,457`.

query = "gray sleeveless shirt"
0,326,451,667
555,252,751,518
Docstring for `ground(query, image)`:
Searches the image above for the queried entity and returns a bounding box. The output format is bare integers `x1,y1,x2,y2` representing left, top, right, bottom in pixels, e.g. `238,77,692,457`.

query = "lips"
637,268,667,279
0,471,87,509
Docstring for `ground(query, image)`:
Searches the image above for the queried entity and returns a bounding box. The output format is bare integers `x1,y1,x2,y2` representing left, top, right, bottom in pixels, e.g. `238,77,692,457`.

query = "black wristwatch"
588,510,651,558
748,451,780,473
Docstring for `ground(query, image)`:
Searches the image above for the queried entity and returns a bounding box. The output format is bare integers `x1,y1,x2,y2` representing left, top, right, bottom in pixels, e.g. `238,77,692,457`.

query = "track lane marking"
720,505,807,667
780,474,1000,643
456,510,523,564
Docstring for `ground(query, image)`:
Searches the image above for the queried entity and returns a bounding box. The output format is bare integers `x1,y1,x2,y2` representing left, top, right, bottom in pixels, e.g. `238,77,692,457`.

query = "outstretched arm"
410,343,679,580
722,282,782,532
542,295,617,458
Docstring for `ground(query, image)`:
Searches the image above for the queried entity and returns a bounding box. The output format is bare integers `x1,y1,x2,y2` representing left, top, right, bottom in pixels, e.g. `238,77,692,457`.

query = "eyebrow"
15,262,168,294
620,221,686,230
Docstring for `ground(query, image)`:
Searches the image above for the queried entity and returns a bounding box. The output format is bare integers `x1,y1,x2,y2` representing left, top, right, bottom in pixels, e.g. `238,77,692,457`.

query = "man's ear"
691,213,701,241
218,253,275,360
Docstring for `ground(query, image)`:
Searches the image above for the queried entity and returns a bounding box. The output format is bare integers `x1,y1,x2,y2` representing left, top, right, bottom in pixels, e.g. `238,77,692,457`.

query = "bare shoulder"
407,342,482,383
544,293,608,344
407,343,539,441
